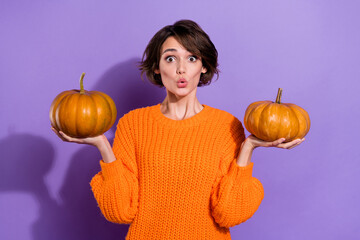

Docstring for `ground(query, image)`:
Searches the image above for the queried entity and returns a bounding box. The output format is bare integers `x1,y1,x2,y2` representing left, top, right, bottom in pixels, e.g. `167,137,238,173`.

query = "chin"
175,87,196,96
173,92,190,98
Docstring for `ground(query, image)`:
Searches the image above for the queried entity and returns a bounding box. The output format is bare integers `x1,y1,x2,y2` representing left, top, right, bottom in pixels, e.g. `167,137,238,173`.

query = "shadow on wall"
0,134,129,239
95,57,165,135
0,59,165,240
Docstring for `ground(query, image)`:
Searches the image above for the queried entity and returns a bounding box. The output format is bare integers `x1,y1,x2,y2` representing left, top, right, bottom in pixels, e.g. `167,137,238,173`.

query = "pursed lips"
177,78,187,83
176,78,188,88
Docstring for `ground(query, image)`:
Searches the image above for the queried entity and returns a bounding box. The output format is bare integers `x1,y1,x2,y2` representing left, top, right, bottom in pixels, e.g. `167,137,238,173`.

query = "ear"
201,66,207,74
154,69,160,74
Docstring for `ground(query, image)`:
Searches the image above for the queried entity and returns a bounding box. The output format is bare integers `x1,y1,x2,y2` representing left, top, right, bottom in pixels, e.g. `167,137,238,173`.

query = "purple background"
1,0,359,239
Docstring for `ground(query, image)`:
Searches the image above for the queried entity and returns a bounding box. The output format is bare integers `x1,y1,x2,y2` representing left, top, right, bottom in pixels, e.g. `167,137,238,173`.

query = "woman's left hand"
243,134,305,150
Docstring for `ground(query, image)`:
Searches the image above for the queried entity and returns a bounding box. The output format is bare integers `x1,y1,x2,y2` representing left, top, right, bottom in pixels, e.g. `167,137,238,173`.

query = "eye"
165,56,176,62
188,56,198,62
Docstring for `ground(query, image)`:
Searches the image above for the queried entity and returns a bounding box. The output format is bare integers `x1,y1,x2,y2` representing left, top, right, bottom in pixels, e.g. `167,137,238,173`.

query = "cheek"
159,62,175,74
190,66,204,79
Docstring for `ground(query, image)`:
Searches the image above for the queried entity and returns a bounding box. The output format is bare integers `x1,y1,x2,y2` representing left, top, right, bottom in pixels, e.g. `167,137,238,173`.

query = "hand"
243,134,305,150
51,127,106,148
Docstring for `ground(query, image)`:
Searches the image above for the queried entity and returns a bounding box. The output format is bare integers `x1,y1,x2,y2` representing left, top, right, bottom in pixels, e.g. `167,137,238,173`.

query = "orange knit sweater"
90,103,264,239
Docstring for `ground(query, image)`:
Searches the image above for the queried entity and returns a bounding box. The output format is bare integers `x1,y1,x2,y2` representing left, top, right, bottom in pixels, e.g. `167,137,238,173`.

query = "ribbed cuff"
229,160,254,181
99,159,123,181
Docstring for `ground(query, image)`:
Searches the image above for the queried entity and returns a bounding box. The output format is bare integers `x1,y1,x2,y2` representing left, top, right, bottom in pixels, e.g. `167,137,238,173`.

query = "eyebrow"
162,48,177,55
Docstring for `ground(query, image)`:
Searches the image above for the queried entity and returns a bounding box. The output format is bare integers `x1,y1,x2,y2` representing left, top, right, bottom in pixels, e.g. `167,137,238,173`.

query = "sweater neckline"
151,103,212,127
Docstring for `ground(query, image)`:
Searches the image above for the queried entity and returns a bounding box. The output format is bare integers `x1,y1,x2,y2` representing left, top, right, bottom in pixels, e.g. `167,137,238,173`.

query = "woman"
52,20,305,239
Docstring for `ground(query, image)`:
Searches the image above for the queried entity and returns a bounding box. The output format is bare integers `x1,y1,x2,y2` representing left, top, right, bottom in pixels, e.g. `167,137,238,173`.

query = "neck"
160,91,203,120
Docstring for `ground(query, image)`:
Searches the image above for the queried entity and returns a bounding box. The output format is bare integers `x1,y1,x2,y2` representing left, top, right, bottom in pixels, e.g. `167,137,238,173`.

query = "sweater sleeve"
210,117,264,228
90,112,139,224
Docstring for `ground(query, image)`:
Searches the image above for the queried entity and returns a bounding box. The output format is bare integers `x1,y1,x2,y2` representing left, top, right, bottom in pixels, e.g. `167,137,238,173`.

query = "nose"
176,59,186,74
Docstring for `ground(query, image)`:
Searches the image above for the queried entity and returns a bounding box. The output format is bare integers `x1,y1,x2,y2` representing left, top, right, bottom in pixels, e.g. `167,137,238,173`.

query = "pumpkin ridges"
243,101,261,129
66,93,81,137
98,92,114,133
260,103,275,137
279,104,299,141
88,93,102,137
244,101,269,136
49,73,117,138
272,103,284,140
96,91,117,131
291,106,306,139
56,93,73,135
89,92,110,137
243,89,310,142
283,103,301,140
56,91,116,138
55,94,64,133
71,93,82,137
77,93,97,137
249,102,268,140
292,104,311,132
286,104,310,139
50,90,73,130
258,103,278,141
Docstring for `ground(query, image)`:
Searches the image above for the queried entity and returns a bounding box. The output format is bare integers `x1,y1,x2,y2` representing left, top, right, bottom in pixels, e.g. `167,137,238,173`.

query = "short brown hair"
139,20,219,87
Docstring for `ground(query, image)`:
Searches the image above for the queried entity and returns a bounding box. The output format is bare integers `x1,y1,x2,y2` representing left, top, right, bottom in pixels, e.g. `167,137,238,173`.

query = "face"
154,36,207,98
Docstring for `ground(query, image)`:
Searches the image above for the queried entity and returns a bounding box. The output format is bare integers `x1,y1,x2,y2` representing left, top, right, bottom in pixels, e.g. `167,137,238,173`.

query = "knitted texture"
90,104,264,240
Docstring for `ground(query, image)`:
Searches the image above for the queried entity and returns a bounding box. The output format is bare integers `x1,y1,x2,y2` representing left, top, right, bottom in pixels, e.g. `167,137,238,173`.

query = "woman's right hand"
51,127,106,148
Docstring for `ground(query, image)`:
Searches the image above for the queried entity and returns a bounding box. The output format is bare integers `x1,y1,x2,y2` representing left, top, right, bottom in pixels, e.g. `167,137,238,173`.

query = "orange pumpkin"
244,88,310,142
49,73,117,138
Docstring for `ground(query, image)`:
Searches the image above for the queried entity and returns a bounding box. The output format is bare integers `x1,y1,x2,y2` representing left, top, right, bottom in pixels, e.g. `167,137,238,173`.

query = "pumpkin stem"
80,73,85,94
275,88,283,104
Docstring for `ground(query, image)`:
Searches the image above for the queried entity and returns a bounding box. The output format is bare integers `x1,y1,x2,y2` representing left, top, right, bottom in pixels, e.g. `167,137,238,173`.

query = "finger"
288,144,300,150
288,138,305,149
60,131,89,144
51,127,68,142
58,131,77,143
287,141,301,149
258,138,285,148
279,141,298,149
55,129,78,143
278,141,299,149
270,138,286,147
279,138,305,149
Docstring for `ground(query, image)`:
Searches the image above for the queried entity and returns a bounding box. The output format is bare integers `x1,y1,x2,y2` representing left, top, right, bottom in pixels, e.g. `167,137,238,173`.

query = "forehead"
161,36,187,54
